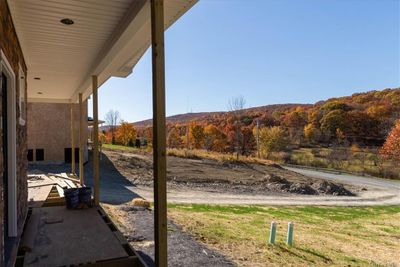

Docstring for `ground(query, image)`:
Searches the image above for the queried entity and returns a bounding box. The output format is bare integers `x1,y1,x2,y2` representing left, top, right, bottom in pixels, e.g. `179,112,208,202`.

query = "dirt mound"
266,174,289,184
264,174,354,196
102,149,356,197
312,181,355,196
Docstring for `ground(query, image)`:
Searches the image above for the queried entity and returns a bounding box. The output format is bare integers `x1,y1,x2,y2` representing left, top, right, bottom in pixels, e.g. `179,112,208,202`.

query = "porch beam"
92,75,100,206
71,104,76,174
79,93,84,184
151,0,167,266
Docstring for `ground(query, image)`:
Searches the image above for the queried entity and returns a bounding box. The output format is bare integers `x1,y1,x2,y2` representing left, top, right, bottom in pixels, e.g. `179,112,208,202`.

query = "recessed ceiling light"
60,18,74,25
37,92,43,95
34,77,41,80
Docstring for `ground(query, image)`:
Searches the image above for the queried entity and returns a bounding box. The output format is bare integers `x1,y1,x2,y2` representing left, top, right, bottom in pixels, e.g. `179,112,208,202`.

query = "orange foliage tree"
380,121,400,161
189,122,205,149
204,124,227,152
115,122,137,146
167,126,184,148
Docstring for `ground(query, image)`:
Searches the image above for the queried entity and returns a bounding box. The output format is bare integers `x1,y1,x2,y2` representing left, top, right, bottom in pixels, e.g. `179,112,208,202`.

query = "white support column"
92,75,100,206
151,0,167,266
79,93,84,184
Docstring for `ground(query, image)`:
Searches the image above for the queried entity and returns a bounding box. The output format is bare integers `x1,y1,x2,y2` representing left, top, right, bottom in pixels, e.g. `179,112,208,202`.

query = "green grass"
102,143,141,152
168,204,400,266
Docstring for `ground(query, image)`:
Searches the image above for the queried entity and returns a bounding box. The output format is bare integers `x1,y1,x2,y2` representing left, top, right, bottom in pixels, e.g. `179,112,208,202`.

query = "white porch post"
151,0,167,266
71,103,76,174
92,75,100,206
79,93,84,184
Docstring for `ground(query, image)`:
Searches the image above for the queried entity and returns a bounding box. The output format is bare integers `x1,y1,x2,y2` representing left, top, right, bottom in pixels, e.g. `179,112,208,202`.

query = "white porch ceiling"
7,0,197,103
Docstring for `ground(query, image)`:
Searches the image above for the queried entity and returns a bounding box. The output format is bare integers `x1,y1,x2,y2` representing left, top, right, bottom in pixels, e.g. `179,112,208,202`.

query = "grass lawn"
168,204,400,267
102,143,142,152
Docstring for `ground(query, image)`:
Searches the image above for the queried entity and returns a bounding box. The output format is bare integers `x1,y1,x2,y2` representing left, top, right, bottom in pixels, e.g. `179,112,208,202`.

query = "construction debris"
28,172,81,208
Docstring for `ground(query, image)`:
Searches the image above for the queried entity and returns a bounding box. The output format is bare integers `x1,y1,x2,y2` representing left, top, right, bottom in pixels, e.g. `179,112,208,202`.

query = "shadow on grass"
272,244,332,264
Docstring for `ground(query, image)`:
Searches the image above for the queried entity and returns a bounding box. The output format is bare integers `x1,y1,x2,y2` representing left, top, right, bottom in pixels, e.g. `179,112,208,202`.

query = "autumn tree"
320,110,348,139
167,127,184,148
259,126,288,156
380,121,400,161
282,107,307,142
345,110,381,144
204,124,227,152
304,123,321,143
228,96,246,159
224,122,237,153
240,126,256,156
115,122,137,146
105,110,121,144
189,122,205,149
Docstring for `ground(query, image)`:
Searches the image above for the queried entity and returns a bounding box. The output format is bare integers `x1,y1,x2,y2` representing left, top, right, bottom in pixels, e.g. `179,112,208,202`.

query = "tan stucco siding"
27,102,88,163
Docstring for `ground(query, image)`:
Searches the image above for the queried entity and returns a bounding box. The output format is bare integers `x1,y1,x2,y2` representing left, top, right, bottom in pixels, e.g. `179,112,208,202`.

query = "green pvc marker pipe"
269,221,277,244
287,222,294,246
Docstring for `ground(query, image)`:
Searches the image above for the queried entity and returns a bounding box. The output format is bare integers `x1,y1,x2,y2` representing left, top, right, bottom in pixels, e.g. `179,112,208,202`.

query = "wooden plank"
79,93,84,184
48,173,80,183
50,176,69,188
64,179,77,188
151,0,168,266
27,182,57,188
55,185,65,197
92,75,100,206
28,185,54,207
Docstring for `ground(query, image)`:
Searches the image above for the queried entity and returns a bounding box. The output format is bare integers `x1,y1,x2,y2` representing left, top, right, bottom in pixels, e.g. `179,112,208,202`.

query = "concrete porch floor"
19,206,145,267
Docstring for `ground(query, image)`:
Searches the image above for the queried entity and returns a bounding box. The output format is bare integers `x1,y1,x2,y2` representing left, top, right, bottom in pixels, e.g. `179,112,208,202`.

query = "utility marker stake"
286,222,294,246
269,221,277,245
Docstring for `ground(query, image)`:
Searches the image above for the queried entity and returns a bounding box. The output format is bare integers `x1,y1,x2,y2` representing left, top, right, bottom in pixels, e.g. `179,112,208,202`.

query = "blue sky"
90,0,400,123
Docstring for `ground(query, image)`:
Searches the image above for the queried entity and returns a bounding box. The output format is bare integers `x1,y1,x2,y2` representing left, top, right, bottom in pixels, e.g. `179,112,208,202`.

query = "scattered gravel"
107,204,236,267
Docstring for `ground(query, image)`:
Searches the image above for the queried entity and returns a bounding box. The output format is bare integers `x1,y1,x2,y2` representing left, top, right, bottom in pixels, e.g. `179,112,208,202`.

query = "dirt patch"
312,181,354,196
103,149,356,196
102,203,236,267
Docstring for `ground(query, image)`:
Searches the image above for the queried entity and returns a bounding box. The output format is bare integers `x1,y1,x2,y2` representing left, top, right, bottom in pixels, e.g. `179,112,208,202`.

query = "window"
35,149,44,161
27,149,33,161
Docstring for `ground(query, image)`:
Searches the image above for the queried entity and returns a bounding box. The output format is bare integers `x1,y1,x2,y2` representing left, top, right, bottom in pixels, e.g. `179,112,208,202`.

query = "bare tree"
105,110,121,144
228,96,246,159
228,96,246,117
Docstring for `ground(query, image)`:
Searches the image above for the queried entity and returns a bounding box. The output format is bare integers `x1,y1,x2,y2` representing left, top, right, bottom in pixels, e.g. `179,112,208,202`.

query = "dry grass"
168,205,400,267
167,148,274,165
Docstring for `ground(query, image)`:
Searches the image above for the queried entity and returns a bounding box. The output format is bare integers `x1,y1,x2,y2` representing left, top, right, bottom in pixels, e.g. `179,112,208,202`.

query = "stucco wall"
27,102,88,164
0,0,28,265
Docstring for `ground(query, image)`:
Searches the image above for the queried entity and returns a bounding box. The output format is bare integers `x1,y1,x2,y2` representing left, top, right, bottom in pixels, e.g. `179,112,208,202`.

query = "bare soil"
103,149,356,196
103,203,236,267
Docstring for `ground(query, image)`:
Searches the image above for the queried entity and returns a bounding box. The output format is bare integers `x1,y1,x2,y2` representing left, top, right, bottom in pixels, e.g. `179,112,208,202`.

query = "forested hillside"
99,88,400,179
135,88,399,152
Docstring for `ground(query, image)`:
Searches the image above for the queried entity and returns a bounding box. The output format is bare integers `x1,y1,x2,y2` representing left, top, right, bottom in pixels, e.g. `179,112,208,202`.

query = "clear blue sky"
89,0,400,123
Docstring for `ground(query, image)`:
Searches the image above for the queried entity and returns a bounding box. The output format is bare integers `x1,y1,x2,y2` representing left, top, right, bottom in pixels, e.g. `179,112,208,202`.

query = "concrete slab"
23,207,129,266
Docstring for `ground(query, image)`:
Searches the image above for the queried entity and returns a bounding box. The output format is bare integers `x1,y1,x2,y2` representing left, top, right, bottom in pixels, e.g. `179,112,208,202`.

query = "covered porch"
7,0,197,266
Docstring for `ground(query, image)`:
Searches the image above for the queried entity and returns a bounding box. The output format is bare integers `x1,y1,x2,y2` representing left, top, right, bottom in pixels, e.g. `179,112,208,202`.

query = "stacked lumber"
28,172,81,207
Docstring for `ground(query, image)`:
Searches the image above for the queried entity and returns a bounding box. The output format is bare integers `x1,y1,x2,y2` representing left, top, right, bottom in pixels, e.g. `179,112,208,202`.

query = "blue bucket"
79,187,92,205
64,188,79,209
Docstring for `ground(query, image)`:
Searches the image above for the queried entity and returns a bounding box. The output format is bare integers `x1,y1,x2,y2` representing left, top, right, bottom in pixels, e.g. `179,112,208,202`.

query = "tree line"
102,88,400,162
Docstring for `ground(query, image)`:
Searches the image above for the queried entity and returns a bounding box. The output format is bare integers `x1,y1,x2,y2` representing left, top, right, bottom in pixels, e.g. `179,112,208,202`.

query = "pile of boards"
28,172,81,208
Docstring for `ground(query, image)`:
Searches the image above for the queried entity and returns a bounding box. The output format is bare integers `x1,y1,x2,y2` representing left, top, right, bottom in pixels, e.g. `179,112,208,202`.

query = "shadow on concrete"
28,151,143,205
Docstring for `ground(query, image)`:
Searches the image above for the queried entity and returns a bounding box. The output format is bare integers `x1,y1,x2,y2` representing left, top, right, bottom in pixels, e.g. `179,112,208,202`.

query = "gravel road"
30,153,400,206
94,161,400,206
